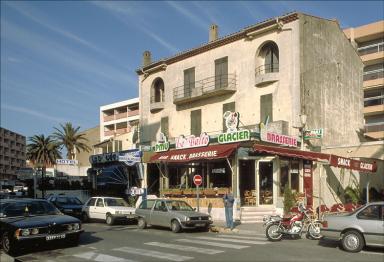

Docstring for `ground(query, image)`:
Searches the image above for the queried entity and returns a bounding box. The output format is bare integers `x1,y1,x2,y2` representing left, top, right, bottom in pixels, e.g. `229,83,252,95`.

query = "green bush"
283,185,296,215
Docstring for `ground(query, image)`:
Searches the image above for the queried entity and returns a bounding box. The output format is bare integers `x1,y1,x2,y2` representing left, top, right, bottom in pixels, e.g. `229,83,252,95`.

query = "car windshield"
166,201,194,211
56,197,83,205
0,201,61,218
104,198,128,207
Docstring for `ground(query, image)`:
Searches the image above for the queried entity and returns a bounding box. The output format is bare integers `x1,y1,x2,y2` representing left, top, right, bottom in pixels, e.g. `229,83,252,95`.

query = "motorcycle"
263,203,322,241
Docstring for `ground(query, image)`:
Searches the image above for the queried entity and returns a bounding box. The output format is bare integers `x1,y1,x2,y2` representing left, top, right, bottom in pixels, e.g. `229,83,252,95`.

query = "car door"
138,199,155,222
93,198,107,220
150,200,170,227
356,204,384,245
86,198,97,219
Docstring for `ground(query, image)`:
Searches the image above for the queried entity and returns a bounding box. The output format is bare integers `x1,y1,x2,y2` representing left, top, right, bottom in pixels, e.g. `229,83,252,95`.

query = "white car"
82,197,136,225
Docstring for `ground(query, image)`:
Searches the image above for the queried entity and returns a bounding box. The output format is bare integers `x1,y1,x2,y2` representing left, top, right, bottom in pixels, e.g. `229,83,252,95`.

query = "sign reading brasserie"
218,111,251,144
260,120,298,147
175,133,209,149
158,149,219,161
154,132,170,152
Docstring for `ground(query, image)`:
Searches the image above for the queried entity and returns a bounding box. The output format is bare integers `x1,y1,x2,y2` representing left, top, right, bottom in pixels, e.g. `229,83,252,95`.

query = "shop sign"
118,150,142,166
304,164,312,177
157,150,218,161
154,132,170,152
212,168,225,174
175,133,209,149
223,111,240,132
56,159,78,165
330,156,376,172
265,132,298,147
304,129,324,140
218,130,250,144
90,150,142,165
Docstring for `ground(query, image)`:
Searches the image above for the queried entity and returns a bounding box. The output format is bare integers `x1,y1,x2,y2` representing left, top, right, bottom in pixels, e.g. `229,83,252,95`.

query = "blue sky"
1,1,383,140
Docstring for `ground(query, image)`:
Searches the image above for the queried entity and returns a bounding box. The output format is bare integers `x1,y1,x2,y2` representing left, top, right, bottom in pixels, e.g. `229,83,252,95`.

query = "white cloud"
2,103,67,123
166,1,208,31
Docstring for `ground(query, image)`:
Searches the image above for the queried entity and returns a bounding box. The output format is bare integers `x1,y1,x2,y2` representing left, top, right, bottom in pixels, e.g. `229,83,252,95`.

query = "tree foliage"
283,184,296,215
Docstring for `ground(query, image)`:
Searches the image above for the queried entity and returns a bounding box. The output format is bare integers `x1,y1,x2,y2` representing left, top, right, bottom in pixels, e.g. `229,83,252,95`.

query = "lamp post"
300,114,307,151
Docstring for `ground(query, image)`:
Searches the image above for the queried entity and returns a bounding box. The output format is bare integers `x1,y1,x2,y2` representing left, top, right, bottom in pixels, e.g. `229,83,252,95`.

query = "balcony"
128,109,139,117
173,74,236,105
104,130,115,137
255,63,279,87
115,112,128,120
150,95,165,113
363,68,384,82
115,127,131,135
358,42,384,56
103,115,115,122
364,122,384,140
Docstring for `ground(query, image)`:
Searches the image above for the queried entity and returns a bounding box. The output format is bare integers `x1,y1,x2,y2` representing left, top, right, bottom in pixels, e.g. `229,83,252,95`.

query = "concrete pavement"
211,221,265,235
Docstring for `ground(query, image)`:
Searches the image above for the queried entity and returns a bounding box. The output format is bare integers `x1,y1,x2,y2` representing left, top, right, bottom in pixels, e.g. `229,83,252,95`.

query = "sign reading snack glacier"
56,159,78,165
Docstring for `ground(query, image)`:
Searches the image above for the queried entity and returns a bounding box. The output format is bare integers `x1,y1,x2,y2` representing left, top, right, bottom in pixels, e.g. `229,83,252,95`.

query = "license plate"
46,234,66,241
195,223,205,227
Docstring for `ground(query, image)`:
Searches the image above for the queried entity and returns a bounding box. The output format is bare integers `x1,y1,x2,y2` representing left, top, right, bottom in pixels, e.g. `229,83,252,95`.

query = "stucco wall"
299,14,364,148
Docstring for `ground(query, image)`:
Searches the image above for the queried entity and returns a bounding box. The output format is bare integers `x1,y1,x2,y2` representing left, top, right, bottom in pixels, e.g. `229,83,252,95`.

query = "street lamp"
300,114,307,151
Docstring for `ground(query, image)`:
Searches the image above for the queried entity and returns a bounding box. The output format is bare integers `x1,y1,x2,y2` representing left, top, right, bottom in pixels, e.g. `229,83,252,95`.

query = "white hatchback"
82,197,136,225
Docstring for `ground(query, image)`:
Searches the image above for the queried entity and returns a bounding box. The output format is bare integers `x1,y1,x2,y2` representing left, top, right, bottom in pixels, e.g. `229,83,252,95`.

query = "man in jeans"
223,187,235,230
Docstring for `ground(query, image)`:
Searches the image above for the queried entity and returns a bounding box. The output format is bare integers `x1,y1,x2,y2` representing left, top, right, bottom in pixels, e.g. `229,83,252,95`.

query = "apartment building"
136,12,381,220
0,127,26,183
344,21,384,140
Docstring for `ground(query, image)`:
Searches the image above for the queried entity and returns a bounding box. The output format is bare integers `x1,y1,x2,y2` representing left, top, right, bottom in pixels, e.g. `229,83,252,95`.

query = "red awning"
150,143,240,163
253,144,377,173
253,144,330,162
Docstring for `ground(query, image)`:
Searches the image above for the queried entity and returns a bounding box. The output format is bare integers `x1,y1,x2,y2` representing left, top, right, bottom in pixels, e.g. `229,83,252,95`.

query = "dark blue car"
0,198,83,255
47,195,84,219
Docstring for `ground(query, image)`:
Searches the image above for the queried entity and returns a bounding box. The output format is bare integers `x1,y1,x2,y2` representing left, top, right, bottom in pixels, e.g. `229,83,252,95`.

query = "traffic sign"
193,175,202,186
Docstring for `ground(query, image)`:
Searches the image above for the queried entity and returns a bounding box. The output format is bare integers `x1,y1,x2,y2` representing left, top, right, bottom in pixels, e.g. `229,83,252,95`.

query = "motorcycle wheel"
266,224,283,242
307,222,322,240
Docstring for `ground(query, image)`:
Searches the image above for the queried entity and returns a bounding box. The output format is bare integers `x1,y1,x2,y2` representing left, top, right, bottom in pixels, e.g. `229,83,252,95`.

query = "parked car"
0,198,83,256
321,201,384,252
82,197,136,225
136,199,213,233
47,195,84,219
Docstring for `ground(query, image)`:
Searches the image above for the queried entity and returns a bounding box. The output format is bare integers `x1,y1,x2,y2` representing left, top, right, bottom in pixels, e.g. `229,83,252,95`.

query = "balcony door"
215,57,228,89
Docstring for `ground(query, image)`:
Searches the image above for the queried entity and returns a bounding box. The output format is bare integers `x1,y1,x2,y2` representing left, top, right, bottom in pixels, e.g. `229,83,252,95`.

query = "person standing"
223,187,235,230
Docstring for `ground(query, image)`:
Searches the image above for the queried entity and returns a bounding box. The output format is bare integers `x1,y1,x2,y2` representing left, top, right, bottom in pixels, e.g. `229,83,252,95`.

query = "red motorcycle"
263,203,322,241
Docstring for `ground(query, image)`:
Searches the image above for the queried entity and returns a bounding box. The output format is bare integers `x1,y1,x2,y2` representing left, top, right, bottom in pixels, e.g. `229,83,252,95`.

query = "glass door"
259,161,273,205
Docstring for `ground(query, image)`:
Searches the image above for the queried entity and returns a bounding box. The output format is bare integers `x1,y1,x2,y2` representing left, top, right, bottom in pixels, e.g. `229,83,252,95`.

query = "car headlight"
185,217,190,221
30,228,39,235
208,216,212,221
73,223,80,230
20,229,30,236
67,224,73,231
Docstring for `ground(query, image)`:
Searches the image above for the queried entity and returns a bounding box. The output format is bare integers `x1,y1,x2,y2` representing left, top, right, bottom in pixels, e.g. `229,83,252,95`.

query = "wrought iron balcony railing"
255,63,279,76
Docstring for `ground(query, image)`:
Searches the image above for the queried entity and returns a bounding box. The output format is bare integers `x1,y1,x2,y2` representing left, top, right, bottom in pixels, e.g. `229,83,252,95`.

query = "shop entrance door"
258,161,274,205
239,160,256,206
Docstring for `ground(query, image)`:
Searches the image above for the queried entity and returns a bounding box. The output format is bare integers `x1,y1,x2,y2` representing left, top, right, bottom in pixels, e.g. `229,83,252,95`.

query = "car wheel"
2,232,18,256
106,214,115,225
341,230,365,253
137,217,147,229
82,212,89,223
171,220,181,233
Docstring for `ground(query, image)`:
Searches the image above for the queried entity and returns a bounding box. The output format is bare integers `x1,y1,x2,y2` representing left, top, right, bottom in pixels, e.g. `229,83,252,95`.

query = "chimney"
209,24,218,42
142,51,152,67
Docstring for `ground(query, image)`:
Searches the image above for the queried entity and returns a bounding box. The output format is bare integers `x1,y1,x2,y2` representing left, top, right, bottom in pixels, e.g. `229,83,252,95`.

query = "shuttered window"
161,117,169,137
222,102,235,132
184,67,195,98
260,94,273,122
190,109,202,136
215,57,228,89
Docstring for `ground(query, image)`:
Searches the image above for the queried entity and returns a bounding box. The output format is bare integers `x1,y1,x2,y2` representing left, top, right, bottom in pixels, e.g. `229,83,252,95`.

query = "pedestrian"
223,187,235,230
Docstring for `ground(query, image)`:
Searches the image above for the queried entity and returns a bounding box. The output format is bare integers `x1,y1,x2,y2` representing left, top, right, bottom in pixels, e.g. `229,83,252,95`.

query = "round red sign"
193,175,202,186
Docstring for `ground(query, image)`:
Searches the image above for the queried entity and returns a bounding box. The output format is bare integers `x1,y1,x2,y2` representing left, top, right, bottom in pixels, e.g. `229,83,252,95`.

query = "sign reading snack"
175,133,209,149
154,132,170,152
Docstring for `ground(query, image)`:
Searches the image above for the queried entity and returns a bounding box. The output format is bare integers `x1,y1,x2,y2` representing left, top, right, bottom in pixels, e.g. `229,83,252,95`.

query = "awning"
253,144,377,173
150,143,240,163
253,144,330,162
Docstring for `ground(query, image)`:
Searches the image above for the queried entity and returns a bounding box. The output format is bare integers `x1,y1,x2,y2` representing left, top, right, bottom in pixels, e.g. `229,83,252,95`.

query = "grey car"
321,201,384,252
135,199,212,233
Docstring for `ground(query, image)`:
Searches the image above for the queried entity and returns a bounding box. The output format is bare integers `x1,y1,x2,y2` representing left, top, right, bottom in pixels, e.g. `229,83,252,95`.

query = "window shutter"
215,57,228,89
260,94,273,123
222,102,235,132
191,109,202,136
184,68,195,97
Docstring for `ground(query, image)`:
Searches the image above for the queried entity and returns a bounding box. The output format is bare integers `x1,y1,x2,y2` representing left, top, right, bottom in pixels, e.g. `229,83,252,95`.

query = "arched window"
259,42,279,73
151,78,165,103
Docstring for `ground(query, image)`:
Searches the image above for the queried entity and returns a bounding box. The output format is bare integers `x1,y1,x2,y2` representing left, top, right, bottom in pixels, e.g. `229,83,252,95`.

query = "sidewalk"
211,220,265,235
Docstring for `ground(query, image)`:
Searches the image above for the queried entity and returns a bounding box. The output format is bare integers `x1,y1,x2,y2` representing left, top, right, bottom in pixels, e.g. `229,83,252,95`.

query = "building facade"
0,127,26,185
344,20,384,140
136,13,379,221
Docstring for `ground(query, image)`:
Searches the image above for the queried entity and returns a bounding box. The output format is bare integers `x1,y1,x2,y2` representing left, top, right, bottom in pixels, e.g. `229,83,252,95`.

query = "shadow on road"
318,238,384,254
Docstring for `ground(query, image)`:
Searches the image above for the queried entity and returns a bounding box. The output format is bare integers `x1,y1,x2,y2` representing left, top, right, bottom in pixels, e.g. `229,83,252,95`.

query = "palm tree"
27,134,61,198
53,122,91,160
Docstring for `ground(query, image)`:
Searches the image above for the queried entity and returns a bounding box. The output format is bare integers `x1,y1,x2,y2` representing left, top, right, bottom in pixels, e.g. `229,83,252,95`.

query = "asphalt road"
12,222,384,262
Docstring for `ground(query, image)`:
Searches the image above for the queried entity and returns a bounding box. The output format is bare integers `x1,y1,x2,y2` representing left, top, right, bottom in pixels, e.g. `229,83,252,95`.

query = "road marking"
145,242,224,255
219,234,267,241
193,236,268,245
113,247,193,261
361,251,384,256
176,238,249,249
73,251,135,262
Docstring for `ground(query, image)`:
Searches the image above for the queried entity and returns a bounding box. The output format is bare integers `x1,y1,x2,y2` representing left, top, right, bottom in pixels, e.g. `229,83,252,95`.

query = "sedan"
0,198,83,256
136,199,212,233
47,195,84,219
321,201,384,252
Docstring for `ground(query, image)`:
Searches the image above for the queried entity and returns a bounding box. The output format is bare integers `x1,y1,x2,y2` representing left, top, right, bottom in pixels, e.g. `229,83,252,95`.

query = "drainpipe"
366,180,370,203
